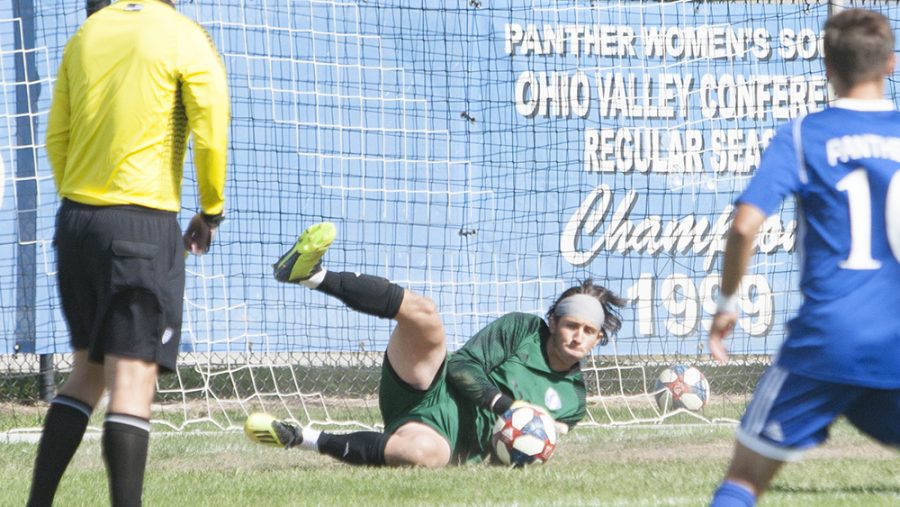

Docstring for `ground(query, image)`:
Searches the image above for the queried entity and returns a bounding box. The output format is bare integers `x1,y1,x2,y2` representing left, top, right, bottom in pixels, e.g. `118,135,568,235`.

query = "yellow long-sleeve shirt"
46,0,229,215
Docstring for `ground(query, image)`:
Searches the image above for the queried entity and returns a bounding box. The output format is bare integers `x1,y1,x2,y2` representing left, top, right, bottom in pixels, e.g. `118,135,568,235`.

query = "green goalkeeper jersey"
447,312,588,462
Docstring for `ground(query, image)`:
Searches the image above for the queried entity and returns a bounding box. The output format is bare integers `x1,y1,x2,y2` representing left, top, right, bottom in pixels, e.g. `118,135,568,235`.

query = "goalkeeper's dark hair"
546,279,625,346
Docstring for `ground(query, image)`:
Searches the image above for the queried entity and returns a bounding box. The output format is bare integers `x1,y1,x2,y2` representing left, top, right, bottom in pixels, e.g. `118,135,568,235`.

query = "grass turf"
0,420,896,506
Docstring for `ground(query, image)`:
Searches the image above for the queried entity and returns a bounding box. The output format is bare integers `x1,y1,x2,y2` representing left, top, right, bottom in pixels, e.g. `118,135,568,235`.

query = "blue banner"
3,1,895,359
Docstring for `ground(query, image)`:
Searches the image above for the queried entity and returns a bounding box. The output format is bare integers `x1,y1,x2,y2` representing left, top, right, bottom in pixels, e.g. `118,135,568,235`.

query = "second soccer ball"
655,364,710,412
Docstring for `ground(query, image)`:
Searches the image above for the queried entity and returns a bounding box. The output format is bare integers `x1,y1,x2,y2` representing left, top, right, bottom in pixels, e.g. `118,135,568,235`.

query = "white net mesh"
2,0,897,433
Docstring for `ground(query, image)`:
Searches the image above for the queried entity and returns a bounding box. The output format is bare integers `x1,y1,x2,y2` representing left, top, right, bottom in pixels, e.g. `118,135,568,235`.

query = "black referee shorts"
54,199,185,372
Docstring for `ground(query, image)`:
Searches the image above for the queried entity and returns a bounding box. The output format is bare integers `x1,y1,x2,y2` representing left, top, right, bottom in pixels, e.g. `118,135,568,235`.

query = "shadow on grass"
770,484,900,495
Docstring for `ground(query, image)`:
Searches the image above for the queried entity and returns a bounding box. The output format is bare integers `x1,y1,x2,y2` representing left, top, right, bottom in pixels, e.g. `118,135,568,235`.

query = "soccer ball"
491,404,558,467
654,364,710,412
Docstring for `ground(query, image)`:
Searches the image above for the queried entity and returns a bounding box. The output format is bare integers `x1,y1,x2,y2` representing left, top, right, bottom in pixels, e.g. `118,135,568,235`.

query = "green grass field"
1,414,896,507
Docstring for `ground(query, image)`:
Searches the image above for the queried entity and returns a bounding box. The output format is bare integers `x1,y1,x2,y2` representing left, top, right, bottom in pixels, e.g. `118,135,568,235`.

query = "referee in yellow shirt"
27,1,229,506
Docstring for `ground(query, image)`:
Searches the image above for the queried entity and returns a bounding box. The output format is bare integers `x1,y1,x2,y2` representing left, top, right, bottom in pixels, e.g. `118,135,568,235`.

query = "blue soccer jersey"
738,99,900,389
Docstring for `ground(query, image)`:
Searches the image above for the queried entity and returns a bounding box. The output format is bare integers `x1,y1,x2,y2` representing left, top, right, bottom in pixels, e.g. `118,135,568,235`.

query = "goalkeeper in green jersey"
245,222,624,467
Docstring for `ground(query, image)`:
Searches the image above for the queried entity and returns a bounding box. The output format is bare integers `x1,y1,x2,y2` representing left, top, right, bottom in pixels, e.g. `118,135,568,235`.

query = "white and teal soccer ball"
654,364,710,412
491,404,558,467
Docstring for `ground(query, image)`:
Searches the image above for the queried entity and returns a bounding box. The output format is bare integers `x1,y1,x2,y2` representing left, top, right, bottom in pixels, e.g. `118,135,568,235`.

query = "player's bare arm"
710,204,766,363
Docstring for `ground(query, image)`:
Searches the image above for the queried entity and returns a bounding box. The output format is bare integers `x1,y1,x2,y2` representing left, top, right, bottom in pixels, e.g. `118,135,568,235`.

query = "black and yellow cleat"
244,412,302,449
272,222,337,283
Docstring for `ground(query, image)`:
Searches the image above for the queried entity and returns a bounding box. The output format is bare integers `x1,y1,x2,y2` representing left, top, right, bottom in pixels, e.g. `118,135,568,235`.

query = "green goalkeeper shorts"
379,353,465,458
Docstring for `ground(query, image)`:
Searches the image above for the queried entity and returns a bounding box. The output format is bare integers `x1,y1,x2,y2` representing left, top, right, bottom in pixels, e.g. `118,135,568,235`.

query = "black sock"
102,414,151,507
317,431,390,466
316,271,405,319
27,395,93,507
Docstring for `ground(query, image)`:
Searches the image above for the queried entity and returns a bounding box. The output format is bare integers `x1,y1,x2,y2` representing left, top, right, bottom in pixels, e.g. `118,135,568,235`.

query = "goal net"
1,0,893,433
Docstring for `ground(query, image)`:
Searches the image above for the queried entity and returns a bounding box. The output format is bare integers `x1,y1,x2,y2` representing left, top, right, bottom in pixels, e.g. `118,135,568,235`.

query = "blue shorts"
737,365,900,462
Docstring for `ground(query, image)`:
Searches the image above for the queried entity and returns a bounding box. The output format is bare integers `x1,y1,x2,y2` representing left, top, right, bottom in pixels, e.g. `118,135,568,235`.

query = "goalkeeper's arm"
447,349,570,435
446,317,527,415
446,349,512,416
446,313,574,436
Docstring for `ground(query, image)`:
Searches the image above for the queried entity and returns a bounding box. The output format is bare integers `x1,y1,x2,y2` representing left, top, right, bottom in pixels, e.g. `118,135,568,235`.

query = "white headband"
554,294,606,330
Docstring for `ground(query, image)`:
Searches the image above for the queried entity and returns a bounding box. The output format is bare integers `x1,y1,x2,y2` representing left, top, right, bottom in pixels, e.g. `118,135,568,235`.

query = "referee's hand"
183,213,217,255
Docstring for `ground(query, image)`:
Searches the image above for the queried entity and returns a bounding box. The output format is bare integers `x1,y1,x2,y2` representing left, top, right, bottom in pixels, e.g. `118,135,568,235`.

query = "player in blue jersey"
708,9,900,507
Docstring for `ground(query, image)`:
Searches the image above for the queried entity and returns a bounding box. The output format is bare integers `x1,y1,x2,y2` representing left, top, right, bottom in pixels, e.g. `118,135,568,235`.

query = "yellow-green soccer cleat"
272,221,337,283
244,412,301,449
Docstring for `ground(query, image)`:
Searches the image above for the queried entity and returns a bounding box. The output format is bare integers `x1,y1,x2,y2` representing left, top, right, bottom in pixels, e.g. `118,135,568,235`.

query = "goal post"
2,0,896,433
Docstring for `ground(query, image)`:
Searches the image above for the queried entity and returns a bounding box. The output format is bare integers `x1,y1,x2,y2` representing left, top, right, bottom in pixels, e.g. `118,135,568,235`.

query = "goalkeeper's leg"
299,266,444,391
245,413,388,465
273,222,405,320
307,267,443,391
246,415,449,467
273,222,446,391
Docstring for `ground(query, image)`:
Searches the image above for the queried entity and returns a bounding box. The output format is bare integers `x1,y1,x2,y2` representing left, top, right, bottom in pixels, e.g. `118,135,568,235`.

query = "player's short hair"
546,279,625,346
824,9,895,90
